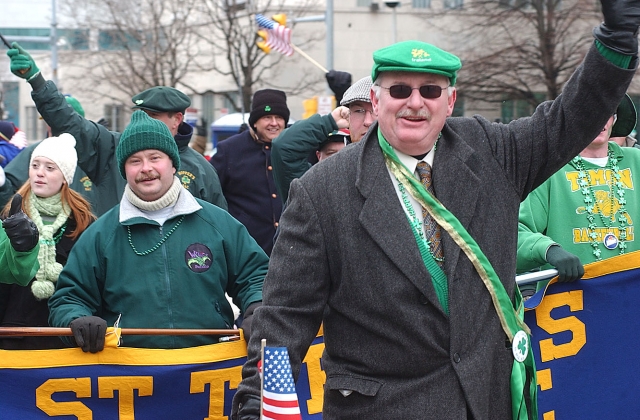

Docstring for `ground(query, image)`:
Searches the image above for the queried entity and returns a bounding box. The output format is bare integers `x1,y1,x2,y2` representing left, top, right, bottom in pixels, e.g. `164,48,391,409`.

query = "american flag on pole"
261,346,302,420
255,14,294,56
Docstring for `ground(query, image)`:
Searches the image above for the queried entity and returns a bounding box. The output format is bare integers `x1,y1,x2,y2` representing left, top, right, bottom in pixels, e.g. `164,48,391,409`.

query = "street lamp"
385,2,400,44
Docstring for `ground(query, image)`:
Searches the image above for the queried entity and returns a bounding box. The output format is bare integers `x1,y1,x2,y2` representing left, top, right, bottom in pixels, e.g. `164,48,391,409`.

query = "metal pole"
392,8,397,44
326,0,333,71
51,0,58,86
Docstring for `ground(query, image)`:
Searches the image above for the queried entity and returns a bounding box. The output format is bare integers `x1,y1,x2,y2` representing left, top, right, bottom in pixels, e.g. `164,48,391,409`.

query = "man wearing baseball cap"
48,111,268,352
5,44,227,216
234,6,639,416
271,105,350,202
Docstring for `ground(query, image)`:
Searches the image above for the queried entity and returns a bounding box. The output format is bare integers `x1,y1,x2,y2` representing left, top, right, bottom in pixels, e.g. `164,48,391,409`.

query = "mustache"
135,172,160,183
396,109,431,120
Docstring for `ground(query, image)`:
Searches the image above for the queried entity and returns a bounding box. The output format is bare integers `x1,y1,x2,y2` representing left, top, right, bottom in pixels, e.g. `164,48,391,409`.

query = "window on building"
501,94,544,122
57,29,90,50
98,30,142,51
413,0,431,7
103,104,126,132
444,0,463,8
357,0,373,6
1,82,19,122
0,28,50,50
25,106,48,141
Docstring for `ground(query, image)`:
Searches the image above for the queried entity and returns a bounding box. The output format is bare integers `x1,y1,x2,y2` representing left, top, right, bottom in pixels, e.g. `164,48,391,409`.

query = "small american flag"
255,14,294,56
261,346,302,420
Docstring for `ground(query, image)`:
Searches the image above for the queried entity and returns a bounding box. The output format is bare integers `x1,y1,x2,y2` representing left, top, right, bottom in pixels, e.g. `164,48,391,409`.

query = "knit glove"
2,194,38,252
234,395,261,420
70,316,107,353
326,70,352,105
6,42,40,81
593,0,640,55
546,245,584,283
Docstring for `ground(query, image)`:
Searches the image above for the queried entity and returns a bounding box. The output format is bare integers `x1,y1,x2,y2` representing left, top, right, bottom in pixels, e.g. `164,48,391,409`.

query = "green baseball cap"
611,94,637,138
131,86,191,113
371,40,462,86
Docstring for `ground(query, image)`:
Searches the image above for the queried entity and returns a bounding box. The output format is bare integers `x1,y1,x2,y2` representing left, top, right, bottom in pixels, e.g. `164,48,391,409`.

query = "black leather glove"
235,394,261,420
70,316,107,353
593,0,640,55
325,70,352,104
546,245,584,283
2,194,39,252
240,302,260,341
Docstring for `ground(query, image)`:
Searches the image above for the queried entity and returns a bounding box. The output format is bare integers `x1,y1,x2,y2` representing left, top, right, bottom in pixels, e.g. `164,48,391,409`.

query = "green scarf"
28,192,70,300
378,129,537,420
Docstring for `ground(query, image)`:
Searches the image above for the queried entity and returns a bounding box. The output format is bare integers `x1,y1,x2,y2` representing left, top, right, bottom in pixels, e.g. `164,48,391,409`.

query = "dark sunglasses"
380,84,449,99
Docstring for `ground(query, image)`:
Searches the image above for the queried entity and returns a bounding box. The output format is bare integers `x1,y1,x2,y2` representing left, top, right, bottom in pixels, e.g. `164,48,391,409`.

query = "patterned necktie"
416,161,444,267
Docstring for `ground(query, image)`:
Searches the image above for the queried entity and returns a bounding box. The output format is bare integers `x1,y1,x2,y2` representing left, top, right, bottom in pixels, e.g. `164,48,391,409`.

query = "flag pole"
260,338,266,420
291,43,328,73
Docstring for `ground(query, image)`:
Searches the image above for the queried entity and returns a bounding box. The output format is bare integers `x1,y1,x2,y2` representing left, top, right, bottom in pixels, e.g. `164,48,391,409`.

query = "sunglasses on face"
380,84,449,99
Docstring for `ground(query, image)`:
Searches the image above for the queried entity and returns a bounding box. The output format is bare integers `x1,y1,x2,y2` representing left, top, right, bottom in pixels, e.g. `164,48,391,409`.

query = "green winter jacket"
271,113,338,202
11,74,227,217
0,227,39,286
48,187,267,349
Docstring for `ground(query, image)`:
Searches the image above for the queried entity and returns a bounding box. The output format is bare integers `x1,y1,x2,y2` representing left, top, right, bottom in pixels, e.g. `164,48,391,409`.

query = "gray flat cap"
340,76,373,106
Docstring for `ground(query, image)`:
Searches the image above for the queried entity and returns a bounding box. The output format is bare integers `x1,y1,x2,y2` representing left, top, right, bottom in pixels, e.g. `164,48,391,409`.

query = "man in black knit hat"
211,89,290,256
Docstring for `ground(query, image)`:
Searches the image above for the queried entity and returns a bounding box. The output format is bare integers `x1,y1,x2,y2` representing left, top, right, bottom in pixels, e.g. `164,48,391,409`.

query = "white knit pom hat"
30,133,78,185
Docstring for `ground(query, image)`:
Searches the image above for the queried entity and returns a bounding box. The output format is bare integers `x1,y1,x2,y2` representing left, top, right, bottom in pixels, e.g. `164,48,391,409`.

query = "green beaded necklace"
40,223,67,246
572,150,629,260
127,215,185,256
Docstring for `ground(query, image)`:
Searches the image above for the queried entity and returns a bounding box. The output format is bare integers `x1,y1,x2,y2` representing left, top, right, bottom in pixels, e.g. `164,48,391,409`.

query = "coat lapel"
432,128,481,279
356,131,444,313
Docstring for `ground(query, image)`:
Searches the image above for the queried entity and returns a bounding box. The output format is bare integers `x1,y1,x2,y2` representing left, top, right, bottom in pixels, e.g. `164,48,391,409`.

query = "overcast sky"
0,0,56,28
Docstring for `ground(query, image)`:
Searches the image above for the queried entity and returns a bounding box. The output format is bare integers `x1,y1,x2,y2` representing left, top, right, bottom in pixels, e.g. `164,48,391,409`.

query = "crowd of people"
0,0,638,417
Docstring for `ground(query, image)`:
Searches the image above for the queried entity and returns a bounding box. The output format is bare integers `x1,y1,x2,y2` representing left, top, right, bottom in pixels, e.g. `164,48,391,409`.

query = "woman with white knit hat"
0,133,96,349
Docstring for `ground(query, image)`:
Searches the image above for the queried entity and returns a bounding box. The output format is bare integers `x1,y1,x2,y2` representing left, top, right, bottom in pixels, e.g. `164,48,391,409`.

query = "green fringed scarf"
28,191,70,300
378,128,537,420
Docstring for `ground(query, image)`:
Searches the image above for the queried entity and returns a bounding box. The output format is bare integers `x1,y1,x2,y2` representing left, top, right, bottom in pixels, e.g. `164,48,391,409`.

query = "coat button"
274,222,279,227
268,165,273,170
453,353,461,363
265,145,270,149
419,296,428,305
272,193,277,198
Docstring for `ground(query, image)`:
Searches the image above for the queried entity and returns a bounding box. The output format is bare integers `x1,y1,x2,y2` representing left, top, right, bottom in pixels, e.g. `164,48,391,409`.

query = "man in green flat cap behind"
233,1,639,416
5,44,227,217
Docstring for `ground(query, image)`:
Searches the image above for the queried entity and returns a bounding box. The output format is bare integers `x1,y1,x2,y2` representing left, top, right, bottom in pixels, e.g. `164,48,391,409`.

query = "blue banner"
0,334,325,419
524,250,640,420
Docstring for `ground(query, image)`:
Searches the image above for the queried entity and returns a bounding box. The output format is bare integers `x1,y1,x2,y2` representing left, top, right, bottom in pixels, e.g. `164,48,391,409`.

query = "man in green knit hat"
48,110,268,352
233,6,640,416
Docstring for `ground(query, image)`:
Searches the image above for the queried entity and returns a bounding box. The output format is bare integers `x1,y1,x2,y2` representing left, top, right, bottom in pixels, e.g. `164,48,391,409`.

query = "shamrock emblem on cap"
135,99,144,105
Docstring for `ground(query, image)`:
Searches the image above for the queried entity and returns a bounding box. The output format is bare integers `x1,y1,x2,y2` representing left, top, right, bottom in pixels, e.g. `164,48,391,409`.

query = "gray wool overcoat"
234,45,635,419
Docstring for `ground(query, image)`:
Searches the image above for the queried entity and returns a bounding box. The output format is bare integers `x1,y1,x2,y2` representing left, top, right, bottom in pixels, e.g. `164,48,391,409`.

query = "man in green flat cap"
233,3,638,417
5,44,227,217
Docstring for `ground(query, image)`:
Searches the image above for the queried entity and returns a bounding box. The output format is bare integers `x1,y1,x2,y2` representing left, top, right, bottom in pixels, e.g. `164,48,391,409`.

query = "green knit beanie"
116,110,180,179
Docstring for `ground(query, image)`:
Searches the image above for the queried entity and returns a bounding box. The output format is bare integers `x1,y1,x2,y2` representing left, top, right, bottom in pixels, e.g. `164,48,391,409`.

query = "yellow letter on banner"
304,343,326,414
98,376,153,420
190,366,243,420
36,377,93,419
535,291,586,362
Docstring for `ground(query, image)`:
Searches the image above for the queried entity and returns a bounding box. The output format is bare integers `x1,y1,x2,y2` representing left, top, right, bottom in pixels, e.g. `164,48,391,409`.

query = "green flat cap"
131,86,191,113
372,40,462,86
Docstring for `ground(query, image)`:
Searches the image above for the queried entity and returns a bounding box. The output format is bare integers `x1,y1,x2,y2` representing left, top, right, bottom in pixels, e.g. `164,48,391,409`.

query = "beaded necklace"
40,223,67,246
398,178,444,264
572,150,628,260
127,215,185,256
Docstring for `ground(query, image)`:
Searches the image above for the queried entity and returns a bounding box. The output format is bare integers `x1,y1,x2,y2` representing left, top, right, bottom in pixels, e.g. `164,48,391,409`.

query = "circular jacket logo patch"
185,243,212,273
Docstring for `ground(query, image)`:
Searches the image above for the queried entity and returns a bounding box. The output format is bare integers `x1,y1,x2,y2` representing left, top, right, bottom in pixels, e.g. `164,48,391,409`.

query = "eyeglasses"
379,84,449,99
